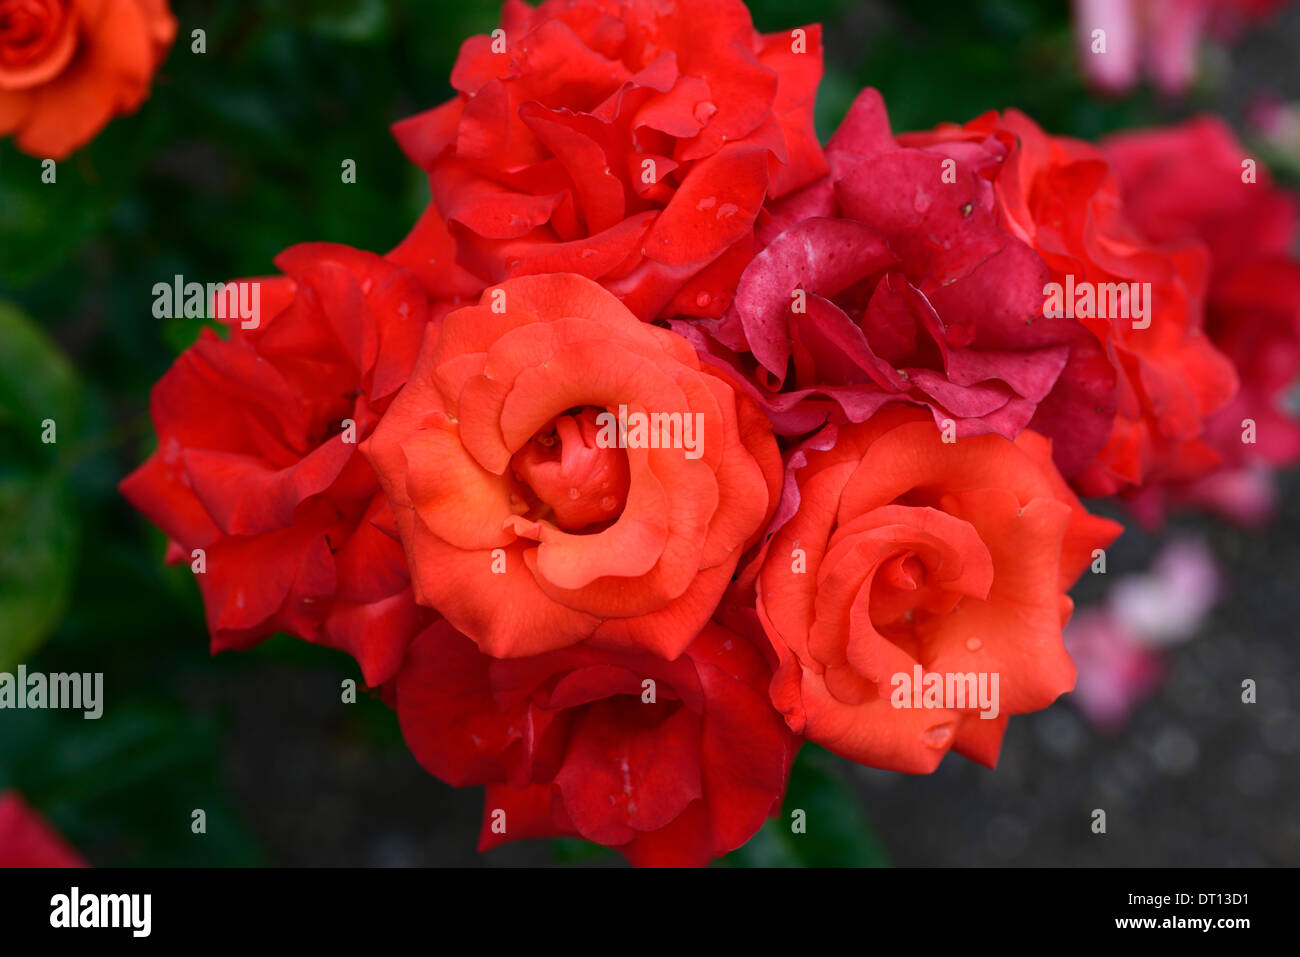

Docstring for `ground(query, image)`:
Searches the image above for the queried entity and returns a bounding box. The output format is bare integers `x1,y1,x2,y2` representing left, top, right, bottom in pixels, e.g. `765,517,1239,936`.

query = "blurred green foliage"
0,0,1287,866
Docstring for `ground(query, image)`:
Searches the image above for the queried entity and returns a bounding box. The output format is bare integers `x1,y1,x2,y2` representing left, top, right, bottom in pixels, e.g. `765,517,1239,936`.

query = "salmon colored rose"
900,111,1238,497
0,791,84,867
363,273,781,660
389,0,827,322
393,616,795,867
756,407,1121,773
121,244,434,685
0,0,176,159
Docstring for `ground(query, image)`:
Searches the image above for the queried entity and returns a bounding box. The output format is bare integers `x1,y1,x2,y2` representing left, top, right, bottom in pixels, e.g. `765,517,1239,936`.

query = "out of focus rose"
389,0,826,321
1073,0,1289,96
1105,117,1300,525
0,0,176,158
0,791,84,867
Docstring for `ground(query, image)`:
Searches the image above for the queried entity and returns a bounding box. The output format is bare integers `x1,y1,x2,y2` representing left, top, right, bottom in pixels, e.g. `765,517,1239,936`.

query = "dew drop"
922,723,954,750
966,636,983,652
695,291,711,308
696,195,718,212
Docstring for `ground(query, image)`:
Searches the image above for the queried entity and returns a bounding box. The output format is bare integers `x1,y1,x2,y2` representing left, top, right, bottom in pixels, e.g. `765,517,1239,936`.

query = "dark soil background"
1,0,1296,867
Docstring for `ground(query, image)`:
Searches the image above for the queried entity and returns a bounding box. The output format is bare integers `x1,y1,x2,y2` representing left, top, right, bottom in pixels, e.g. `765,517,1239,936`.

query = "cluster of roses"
122,0,1300,866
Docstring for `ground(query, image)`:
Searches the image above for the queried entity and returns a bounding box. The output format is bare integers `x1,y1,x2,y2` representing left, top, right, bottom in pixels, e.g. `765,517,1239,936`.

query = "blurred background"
1,0,1297,866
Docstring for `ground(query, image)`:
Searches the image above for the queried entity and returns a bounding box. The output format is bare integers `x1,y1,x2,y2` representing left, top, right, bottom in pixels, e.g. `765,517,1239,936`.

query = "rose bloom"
392,616,795,867
121,244,435,685
0,791,84,867
0,0,176,158
389,0,827,322
901,110,1238,497
676,88,1112,467
363,273,781,660
756,407,1121,773
1105,117,1300,525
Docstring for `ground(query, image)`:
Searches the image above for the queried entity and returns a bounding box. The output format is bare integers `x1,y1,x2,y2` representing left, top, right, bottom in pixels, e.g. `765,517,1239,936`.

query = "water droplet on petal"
966,636,983,652
695,291,711,308
696,195,718,212
923,723,954,750
694,101,717,124
568,487,581,500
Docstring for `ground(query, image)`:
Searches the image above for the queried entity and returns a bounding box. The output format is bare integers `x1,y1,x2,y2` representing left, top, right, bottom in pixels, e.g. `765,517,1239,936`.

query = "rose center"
0,1,55,49
510,407,630,532
0,0,76,89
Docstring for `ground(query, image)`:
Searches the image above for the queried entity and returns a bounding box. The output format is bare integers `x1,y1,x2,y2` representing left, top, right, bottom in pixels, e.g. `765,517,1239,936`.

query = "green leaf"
0,476,78,671
0,300,82,670
0,703,266,866
0,299,81,439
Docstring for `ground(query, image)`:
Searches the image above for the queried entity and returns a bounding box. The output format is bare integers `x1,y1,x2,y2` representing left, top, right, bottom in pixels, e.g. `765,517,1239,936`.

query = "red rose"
901,109,1239,496
0,791,84,867
1105,117,1300,524
677,88,1111,464
0,0,176,159
362,273,781,660
388,0,827,322
393,616,795,867
121,244,435,685
756,407,1121,773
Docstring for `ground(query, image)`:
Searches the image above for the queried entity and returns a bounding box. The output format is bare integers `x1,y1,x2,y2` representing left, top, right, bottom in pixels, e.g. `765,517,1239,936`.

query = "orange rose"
363,273,781,659
0,0,175,159
757,408,1121,773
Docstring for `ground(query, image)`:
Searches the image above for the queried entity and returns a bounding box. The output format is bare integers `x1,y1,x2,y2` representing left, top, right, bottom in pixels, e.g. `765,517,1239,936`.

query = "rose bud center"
511,407,631,532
